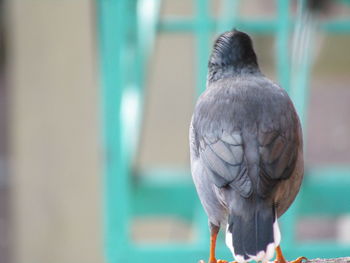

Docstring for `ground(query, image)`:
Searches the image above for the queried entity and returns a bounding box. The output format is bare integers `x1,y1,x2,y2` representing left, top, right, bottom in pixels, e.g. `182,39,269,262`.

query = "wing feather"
199,131,252,198
257,110,300,197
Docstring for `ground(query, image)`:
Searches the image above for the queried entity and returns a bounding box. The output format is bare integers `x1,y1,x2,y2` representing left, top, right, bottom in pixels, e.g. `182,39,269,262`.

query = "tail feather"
226,204,278,262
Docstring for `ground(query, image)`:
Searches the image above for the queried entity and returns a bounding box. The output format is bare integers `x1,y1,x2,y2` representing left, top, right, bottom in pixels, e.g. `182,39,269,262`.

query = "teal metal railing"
98,1,350,262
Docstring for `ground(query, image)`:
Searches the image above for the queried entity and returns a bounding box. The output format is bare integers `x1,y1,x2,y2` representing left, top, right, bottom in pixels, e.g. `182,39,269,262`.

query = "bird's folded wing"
257,115,299,197
199,130,252,198
198,110,300,199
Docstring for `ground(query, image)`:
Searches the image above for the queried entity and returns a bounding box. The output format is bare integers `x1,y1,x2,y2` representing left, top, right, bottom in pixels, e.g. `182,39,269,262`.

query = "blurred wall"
7,1,103,263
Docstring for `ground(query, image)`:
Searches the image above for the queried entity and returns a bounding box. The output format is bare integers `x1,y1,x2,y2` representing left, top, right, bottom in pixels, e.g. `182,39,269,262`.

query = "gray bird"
189,30,305,263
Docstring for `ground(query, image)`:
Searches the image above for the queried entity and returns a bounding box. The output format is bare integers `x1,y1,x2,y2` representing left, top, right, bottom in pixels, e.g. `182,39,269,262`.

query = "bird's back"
190,29,304,263
193,74,301,191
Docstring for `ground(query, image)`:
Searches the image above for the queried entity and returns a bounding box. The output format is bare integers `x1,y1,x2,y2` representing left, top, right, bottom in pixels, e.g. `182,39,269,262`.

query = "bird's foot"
274,245,307,263
289,257,308,263
274,256,307,263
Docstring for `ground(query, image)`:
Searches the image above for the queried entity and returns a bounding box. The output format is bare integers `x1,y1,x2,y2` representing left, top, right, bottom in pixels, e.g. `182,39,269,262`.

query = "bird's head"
208,29,259,78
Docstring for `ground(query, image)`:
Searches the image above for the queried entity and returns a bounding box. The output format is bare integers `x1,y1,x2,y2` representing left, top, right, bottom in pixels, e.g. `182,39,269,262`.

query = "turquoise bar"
132,166,350,216
290,0,310,127
132,168,197,220
98,0,133,262
276,0,291,92
322,19,350,33
158,18,277,33
299,166,350,215
195,0,211,97
216,0,240,33
158,18,350,34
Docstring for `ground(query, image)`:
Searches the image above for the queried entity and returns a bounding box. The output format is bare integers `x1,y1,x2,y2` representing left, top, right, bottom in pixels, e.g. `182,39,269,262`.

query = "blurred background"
1,0,350,263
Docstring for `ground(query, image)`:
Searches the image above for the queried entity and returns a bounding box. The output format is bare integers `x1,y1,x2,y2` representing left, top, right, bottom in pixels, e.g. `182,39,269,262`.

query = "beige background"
7,1,103,263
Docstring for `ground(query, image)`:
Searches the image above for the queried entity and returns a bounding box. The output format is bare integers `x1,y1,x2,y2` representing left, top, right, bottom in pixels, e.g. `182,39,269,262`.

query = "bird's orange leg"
274,245,307,263
209,229,218,263
208,225,221,263
198,224,236,263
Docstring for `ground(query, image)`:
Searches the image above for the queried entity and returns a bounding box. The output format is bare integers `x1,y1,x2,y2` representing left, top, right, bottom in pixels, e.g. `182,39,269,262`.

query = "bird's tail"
225,202,280,263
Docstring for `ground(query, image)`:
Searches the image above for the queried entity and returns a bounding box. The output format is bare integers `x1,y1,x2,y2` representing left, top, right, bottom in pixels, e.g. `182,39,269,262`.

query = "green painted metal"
322,20,350,33
216,0,239,33
339,0,350,5
299,166,350,215
98,0,160,262
290,0,310,127
158,18,350,34
98,1,131,262
132,166,350,217
276,0,291,92
132,169,197,220
158,19,277,33
195,0,211,97
98,0,350,262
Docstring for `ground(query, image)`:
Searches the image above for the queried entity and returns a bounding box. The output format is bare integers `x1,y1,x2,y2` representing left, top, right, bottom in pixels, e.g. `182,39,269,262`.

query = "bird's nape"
208,29,258,69
207,29,260,83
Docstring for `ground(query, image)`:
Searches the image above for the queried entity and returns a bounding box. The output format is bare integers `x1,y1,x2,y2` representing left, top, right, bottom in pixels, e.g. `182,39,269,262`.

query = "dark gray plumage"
189,30,303,263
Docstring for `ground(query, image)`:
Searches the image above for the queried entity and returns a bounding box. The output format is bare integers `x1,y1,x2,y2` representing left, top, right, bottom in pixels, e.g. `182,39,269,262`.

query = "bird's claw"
289,256,308,263
274,256,307,263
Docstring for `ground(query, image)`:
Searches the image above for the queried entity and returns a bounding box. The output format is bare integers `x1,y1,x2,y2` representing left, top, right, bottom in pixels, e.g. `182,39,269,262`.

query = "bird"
189,29,305,263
